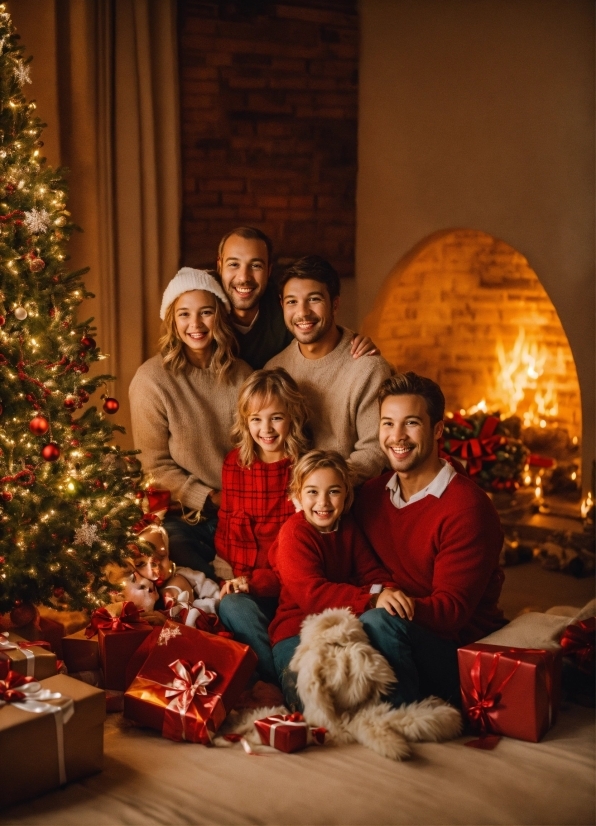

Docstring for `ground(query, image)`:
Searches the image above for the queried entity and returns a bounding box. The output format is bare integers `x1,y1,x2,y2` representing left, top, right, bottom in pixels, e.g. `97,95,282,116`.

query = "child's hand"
376,588,414,620
350,333,380,358
220,576,249,598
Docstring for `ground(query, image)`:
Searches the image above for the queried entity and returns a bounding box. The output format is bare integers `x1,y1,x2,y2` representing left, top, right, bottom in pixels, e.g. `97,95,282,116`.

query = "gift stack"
458,642,561,747
62,602,153,711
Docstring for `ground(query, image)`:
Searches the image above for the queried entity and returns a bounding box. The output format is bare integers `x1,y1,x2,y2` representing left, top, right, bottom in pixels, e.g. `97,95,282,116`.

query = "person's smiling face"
281,277,339,345
218,234,270,314
298,467,347,532
174,289,216,366
247,397,291,463
379,394,443,474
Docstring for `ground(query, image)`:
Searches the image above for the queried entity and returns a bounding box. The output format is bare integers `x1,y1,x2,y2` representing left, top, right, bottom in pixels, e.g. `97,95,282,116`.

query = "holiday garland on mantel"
0,7,143,616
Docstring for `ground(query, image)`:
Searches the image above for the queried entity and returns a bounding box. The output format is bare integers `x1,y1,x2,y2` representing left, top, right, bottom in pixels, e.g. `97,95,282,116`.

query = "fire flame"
466,329,560,427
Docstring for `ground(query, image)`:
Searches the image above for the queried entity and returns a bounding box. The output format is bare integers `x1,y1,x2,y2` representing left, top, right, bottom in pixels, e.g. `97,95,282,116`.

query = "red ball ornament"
76,363,89,374
80,336,96,350
64,395,77,409
29,257,46,273
70,438,80,447
103,397,119,415
0,401,3,416
41,442,60,462
78,390,89,404
0,316,5,326
53,587,65,598
93,479,103,488
29,415,49,436
135,490,145,500
2,491,12,501
10,603,38,628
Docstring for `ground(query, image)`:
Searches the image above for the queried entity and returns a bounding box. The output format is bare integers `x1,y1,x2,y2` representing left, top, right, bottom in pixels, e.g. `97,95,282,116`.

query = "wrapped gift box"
18,616,65,658
63,629,100,673
86,604,153,692
0,672,105,808
458,643,561,742
0,631,57,680
254,713,326,753
124,620,257,743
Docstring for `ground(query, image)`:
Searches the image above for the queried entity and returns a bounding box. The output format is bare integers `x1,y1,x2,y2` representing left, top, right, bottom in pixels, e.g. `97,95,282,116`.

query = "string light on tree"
0,7,143,616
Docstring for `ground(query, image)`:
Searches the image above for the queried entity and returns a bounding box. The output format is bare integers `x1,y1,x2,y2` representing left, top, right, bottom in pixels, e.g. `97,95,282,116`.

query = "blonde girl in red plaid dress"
215,367,310,684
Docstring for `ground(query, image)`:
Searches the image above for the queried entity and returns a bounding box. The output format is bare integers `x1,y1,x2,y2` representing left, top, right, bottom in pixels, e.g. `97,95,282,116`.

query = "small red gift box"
124,620,257,743
458,643,561,742
254,712,326,753
86,603,153,691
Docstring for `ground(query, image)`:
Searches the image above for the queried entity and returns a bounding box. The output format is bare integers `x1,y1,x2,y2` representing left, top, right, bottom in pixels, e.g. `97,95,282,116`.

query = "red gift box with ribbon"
254,712,327,753
85,602,153,691
560,618,595,674
123,620,257,743
458,643,561,743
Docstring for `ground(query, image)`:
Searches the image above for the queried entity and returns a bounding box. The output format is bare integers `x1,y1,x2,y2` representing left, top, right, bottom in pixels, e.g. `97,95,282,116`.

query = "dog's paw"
390,696,463,742
347,705,412,761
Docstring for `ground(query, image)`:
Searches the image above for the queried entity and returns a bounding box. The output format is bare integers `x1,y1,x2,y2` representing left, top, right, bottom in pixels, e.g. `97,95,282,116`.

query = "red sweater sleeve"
275,517,373,617
346,516,395,590
413,502,503,636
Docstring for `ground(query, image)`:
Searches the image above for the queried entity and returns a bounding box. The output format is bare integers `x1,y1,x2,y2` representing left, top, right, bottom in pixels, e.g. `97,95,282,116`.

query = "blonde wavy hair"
158,290,238,382
289,449,355,513
231,367,311,468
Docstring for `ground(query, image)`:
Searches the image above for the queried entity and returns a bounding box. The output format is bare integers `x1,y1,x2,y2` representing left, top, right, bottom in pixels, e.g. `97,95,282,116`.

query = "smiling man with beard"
217,227,379,369
265,255,392,485
353,372,506,708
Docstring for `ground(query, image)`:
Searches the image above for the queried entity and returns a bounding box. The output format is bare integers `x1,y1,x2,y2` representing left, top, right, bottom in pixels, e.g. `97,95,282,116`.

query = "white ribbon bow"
164,659,214,717
167,591,200,628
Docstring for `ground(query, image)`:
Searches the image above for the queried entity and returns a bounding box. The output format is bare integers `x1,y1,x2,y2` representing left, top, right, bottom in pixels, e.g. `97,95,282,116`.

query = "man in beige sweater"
265,256,392,485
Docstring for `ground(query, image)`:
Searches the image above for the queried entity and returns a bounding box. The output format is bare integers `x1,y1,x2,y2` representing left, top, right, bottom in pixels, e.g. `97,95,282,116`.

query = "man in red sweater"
354,372,506,708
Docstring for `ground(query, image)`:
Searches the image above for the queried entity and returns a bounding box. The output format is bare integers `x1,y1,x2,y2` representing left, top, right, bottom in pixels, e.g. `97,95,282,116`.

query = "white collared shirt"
231,309,259,335
386,459,456,509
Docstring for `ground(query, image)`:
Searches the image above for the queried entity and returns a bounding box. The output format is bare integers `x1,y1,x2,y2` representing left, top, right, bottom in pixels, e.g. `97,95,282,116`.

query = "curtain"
11,0,181,448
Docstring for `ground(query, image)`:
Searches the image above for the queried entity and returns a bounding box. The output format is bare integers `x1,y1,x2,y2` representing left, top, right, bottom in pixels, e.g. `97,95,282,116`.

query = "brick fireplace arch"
362,229,581,440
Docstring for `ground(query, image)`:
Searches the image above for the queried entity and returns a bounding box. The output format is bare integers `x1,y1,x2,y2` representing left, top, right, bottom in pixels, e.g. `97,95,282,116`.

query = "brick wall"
362,229,582,437
178,0,358,277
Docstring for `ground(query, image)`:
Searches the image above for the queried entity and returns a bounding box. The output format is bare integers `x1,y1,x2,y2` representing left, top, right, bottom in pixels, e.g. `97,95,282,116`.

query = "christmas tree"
0,7,143,619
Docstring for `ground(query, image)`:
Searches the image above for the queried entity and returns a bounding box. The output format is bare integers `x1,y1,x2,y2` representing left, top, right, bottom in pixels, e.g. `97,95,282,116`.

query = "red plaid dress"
214,448,295,597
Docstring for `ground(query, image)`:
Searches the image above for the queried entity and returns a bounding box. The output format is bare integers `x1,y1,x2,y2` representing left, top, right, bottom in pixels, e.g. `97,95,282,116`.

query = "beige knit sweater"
265,328,392,484
129,355,252,512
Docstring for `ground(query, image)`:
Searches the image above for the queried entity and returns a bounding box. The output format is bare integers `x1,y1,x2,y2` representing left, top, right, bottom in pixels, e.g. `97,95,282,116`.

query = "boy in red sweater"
354,372,506,708
269,450,398,709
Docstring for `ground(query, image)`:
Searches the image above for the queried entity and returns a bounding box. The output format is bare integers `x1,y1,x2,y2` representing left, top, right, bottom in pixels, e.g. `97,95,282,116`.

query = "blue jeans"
272,635,301,712
163,513,217,578
218,593,279,686
359,609,460,708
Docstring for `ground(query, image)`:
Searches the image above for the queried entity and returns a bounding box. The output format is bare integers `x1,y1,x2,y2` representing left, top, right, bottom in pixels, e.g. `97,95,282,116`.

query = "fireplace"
362,229,583,491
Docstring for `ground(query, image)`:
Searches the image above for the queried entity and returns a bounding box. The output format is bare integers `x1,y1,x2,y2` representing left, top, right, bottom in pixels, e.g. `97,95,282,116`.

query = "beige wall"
357,0,595,489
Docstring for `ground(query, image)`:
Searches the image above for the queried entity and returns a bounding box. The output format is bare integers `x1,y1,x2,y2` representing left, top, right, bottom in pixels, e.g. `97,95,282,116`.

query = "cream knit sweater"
265,328,392,484
129,355,252,512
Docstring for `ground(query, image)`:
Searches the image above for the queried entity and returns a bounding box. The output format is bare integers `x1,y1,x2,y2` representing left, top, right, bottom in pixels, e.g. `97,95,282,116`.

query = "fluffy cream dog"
290,607,462,760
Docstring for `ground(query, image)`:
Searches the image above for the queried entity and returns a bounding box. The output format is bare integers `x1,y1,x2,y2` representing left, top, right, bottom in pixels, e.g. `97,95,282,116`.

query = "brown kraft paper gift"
0,630,57,680
0,673,105,808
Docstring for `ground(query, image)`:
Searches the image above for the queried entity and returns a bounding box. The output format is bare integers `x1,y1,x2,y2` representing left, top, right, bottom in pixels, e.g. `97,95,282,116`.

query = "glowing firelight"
580,492,594,519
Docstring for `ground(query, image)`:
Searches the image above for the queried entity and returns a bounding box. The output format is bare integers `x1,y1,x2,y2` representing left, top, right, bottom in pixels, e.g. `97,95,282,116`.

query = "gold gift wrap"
0,673,106,809
0,631,57,680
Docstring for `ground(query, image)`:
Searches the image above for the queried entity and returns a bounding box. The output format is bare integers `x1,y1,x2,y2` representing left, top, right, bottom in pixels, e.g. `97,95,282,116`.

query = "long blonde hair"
289,449,355,513
158,291,238,382
231,368,311,468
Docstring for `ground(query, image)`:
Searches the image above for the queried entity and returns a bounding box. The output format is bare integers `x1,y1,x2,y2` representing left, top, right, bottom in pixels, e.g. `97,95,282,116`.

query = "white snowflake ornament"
14,61,31,86
23,208,50,234
74,522,99,547
158,624,182,646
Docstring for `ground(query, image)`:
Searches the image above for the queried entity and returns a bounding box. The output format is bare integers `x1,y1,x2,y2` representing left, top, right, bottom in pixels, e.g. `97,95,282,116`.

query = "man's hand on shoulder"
350,333,380,358
376,588,415,620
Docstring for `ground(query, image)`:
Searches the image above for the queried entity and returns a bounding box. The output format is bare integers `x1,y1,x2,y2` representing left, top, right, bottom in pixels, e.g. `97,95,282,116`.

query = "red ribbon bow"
465,651,520,736
447,416,504,475
0,670,35,703
560,618,595,674
85,601,142,638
